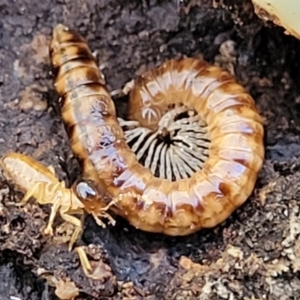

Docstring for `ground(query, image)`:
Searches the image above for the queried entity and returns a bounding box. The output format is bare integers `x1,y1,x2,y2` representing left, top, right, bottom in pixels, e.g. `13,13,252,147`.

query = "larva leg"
59,208,84,250
15,182,43,206
75,246,93,277
75,246,103,280
69,224,83,251
44,194,62,236
69,226,82,251
47,165,56,174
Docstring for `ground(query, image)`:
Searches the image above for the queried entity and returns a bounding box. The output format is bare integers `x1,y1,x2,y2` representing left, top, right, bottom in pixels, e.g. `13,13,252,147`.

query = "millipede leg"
122,79,135,95
110,79,135,98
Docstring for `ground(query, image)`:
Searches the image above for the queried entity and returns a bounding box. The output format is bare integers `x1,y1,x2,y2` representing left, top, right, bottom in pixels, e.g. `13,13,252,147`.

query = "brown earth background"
1,0,300,299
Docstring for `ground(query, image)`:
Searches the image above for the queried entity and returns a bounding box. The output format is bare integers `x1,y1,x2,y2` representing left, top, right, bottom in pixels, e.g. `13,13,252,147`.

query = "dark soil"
1,0,300,299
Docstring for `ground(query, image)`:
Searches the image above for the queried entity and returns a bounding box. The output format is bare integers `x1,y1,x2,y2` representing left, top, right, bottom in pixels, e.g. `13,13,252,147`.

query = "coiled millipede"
0,24,264,276
50,24,265,235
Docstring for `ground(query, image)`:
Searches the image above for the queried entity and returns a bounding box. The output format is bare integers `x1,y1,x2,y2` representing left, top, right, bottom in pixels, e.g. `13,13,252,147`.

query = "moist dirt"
1,0,300,299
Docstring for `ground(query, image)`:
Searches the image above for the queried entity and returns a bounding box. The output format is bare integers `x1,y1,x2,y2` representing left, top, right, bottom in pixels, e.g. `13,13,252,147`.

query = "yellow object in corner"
252,0,300,40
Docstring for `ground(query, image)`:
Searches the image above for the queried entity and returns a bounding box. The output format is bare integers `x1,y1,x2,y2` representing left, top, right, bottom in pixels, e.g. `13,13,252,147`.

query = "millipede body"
49,24,265,236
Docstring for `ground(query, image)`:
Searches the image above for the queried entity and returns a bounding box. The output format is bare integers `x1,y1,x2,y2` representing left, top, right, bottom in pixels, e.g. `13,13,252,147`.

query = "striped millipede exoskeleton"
1,23,265,244
49,24,265,236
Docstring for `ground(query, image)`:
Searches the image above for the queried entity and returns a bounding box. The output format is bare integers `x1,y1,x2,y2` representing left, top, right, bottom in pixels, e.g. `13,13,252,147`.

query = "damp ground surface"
1,0,300,299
